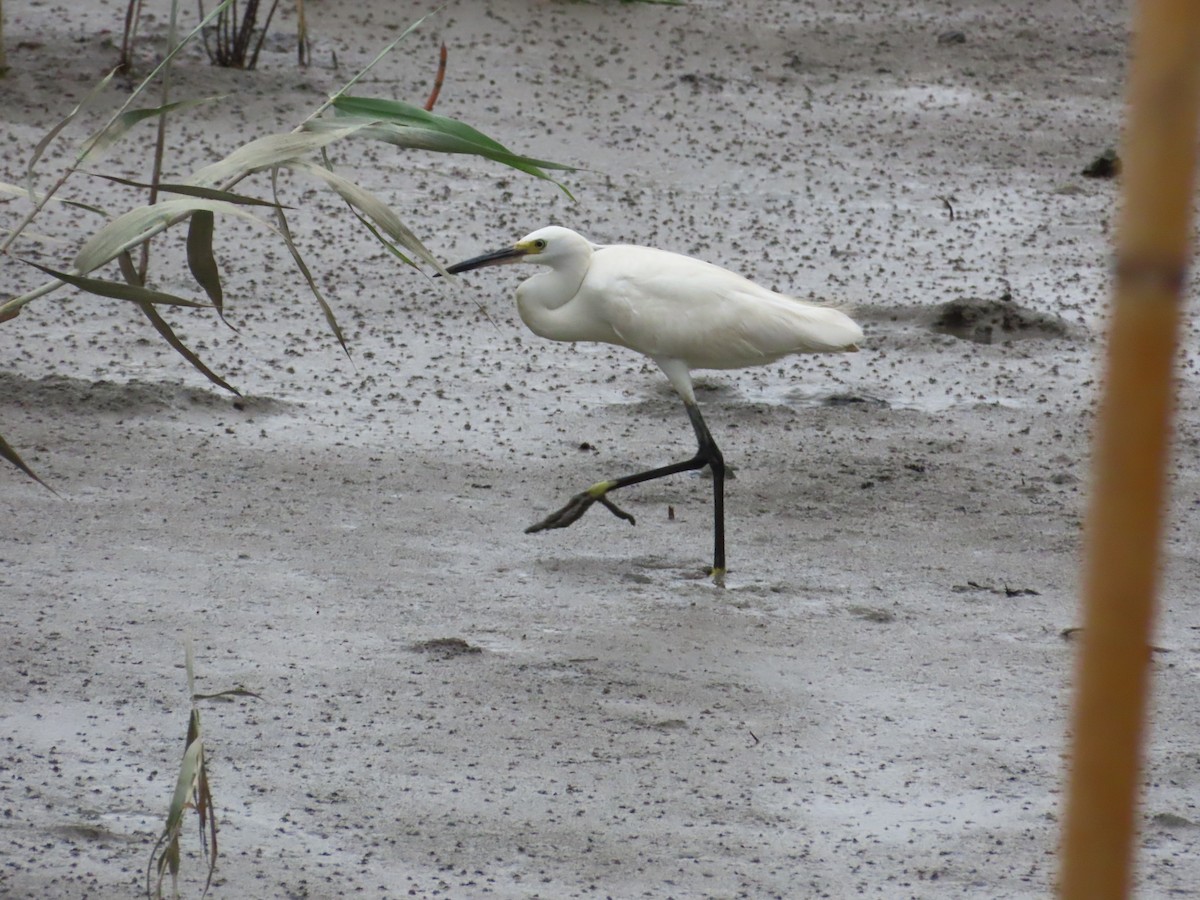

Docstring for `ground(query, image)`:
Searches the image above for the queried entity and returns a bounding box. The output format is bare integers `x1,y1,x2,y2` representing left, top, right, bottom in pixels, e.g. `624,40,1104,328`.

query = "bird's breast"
516,279,624,346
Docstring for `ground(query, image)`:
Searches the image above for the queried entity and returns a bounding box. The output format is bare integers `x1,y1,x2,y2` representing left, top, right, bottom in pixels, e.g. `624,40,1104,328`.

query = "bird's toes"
524,488,637,533
525,491,594,532
597,495,636,525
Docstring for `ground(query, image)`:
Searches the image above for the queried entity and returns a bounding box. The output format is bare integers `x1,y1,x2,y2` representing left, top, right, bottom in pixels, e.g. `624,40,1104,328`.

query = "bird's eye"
533,239,547,250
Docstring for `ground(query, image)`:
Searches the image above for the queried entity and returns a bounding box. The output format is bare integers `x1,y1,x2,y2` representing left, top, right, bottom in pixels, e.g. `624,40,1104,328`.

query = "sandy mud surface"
2,0,1199,897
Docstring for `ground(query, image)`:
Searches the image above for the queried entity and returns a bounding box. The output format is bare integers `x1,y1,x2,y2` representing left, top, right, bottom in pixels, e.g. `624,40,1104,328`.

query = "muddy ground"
2,0,1199,897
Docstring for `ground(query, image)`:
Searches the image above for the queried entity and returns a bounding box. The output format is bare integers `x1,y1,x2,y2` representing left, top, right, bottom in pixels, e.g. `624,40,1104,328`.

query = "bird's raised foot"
525,482,636,533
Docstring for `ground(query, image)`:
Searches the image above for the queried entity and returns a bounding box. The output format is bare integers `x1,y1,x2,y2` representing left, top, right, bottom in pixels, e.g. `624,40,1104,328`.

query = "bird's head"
445,226,593,274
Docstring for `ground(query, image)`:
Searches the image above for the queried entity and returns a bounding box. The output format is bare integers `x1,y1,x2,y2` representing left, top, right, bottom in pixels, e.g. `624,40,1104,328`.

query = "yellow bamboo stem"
1060,2,1200,897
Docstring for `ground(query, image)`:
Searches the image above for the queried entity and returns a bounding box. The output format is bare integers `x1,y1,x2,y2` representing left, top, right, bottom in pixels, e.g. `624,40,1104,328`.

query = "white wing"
584,245,862,370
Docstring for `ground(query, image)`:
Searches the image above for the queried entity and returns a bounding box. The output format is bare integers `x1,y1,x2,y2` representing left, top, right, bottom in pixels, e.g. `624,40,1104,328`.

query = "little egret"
446,226,863,582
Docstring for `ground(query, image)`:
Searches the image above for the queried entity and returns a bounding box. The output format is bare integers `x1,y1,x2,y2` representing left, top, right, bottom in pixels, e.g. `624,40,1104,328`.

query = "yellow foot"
586,479,617,498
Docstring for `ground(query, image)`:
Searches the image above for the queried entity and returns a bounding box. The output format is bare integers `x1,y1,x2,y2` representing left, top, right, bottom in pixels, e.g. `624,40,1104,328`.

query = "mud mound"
0,373,286,416
927,297,1077,344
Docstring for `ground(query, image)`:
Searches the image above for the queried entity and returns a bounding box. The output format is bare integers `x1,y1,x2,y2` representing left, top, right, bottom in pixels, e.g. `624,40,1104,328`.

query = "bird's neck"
516,254,591,340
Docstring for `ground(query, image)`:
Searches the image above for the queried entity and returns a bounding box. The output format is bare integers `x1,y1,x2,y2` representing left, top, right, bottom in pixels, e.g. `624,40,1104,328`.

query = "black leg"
525,400,727,581
683,402,725,580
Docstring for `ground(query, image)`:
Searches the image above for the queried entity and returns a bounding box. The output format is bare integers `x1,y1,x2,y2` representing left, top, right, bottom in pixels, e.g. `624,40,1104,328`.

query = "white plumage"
497,226,861,401
446,225,863,581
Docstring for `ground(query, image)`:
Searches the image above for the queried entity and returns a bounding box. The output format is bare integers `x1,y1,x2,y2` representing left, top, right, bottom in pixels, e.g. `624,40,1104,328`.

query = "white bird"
446,226,863,582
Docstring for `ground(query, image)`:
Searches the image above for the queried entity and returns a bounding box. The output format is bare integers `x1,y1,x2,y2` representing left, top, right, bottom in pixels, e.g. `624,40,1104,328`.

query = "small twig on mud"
937,194,955,221
425,43,448,111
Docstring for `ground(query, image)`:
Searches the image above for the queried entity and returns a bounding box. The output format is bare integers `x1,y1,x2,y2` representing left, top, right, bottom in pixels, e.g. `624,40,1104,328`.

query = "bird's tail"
784,300,864,353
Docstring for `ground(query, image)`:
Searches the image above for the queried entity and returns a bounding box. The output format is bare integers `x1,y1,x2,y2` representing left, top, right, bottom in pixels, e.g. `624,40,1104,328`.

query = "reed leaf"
81,96,224,162
0,433,54,492
185,640,196,698
270,168,349,357
324,96,576,192
333,96,516,152
186,127,363,189
164,738,203,846
89,173,286,208
74,197,276,275
25,262,211,309
150,736,203,897
349,208,417,269
26,69,117,196
288,160,443,271
0,180,108,216
135,301,241,395
186,210,225,317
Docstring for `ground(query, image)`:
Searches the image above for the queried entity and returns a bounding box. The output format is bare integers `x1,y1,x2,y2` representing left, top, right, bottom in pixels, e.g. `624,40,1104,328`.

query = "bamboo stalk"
1060,2,1200,897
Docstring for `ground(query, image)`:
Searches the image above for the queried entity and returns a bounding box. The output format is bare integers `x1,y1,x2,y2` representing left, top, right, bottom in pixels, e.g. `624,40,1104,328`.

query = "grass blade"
88,173,287,208
349,207,417,268
185,639,196,699
74,196,275,275
313,117,570,171
288,160,443,271
81,96,224,162
186,126,363,189
313,110,575,194
196,742,218,895
164,737,203,839
304,9,437,123
111,252,238,394
186,210,226,318
151,735,203,897
26,68,118,196
0,180,108,216
333,96,511,150
25,262,211,308
331,95,577,176
270,168,350,358
0,432,55,492
136,301,241,395
117,249,143,287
